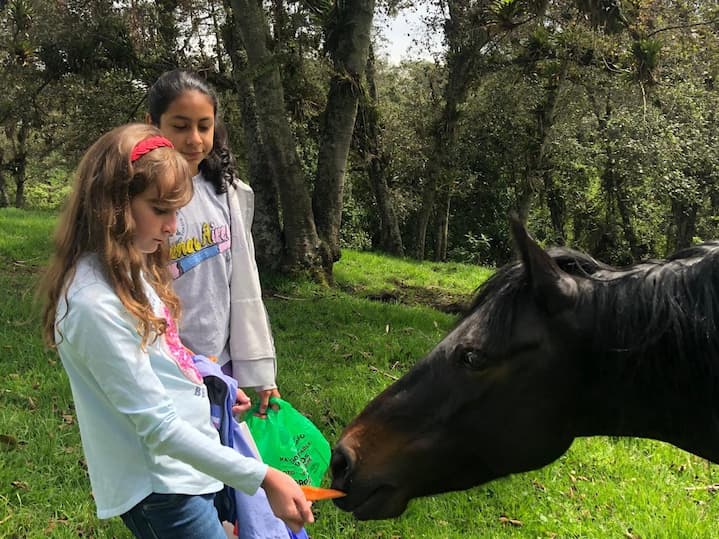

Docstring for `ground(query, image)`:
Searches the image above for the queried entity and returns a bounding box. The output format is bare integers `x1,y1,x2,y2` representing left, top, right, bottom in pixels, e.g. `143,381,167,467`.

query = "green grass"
2,207,719,538
331,250,493,313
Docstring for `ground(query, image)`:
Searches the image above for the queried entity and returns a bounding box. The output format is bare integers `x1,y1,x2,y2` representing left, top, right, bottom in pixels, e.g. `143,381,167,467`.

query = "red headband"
130,136,175,163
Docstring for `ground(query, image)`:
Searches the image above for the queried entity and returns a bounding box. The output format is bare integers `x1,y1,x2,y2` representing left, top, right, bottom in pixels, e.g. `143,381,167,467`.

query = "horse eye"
461,350,487,370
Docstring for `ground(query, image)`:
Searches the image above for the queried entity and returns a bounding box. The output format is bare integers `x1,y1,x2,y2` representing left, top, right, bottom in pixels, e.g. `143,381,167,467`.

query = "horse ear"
509,215,576,314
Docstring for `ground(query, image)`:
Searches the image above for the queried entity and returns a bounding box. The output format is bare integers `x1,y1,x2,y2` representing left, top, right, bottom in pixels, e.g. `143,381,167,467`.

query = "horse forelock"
460,261,526,355
464,244,719,379
460,247,606,351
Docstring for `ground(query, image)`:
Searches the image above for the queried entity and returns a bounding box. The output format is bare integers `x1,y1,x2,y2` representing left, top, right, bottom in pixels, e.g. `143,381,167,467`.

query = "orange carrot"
300,485,346,501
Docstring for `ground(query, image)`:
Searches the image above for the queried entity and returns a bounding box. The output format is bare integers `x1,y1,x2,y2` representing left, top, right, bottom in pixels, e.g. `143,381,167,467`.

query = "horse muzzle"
330,439,411,520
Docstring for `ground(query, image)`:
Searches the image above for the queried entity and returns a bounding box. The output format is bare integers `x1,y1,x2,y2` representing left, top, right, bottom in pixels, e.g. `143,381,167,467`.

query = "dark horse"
331,219,719,520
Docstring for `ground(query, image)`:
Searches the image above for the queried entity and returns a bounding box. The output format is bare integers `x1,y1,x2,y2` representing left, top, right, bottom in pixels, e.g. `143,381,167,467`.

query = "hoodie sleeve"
227,179,278,391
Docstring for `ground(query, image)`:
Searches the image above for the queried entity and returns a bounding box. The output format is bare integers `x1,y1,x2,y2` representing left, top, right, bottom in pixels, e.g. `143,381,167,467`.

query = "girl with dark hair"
146,70,281,416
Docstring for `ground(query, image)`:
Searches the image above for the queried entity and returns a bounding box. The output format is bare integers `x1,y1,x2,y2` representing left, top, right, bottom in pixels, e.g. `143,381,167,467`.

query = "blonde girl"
40,123,313,539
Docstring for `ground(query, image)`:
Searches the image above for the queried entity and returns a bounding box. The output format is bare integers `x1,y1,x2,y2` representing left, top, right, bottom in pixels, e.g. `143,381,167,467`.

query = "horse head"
330,219,596,520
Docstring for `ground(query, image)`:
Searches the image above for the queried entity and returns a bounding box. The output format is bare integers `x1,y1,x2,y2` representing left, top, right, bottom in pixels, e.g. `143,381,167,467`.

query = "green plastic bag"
244,397,331,486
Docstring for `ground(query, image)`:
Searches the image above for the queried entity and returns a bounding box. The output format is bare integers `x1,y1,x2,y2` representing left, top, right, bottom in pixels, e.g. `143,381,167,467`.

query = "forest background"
2,0,719,280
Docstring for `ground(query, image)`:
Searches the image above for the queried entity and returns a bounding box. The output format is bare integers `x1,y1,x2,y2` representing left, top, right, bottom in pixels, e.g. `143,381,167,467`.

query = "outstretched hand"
262,467,314,532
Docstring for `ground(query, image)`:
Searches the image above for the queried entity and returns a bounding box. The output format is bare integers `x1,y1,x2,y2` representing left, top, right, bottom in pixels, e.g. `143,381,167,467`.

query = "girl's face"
157,90,215,176
130,186,178,253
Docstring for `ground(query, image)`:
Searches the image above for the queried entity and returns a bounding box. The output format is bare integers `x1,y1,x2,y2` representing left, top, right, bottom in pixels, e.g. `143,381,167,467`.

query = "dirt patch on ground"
340,280,472,315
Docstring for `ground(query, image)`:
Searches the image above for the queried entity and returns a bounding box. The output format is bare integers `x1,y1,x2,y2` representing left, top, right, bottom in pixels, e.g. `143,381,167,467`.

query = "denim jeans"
120,492,227,539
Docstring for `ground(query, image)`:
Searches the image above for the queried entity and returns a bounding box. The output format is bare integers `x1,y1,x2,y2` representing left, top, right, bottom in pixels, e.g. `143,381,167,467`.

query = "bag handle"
249,396,283,418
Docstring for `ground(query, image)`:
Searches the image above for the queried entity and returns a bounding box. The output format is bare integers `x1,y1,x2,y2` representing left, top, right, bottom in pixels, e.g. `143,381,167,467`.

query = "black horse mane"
465,242,719,379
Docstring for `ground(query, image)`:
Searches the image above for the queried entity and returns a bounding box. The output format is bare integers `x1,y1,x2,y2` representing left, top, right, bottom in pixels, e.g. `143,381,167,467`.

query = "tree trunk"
236,80,284,273
434,186,450,261
221,6,283,272
210,1,228,75
544,170,566,245
523,59,567,227
669,199,698,253
9,122,29,209
516,171,534,223
312,0,375,268
228,0,326,281
355,44,403,256
367,155,404,256
415,1,489,259
415,172,435,260
587,88,623,260
615,184,640,259
711,183,719,218
0,150,7,208
417,78,464,260
13,155,26,209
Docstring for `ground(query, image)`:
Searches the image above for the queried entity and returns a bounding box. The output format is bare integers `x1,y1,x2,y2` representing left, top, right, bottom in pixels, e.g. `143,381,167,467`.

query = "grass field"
2,207,719,538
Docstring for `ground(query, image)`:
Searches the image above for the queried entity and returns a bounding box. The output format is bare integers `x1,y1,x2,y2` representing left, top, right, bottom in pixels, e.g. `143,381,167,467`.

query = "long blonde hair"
41,123,193,349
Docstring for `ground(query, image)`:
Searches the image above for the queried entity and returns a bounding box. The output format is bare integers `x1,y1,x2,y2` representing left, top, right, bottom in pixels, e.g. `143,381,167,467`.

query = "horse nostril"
331,442,354,483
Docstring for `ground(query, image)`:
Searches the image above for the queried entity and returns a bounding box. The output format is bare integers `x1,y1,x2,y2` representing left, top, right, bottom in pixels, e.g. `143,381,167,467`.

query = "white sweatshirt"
55,254,267,518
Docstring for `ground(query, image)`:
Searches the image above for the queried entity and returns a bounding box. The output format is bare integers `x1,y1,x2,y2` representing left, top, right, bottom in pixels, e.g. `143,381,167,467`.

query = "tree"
0,0,38,208
227,0,376,280
312,0,375,268
220,2,284,272
354,44,404,256
415,0,554,260
228,0,326,279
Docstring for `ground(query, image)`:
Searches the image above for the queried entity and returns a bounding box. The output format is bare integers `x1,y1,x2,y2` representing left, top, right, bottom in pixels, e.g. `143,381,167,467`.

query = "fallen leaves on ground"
499,515,523,527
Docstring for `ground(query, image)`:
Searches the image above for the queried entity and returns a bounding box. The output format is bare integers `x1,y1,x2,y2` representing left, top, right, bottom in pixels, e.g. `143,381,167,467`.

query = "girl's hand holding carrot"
262,467,315,533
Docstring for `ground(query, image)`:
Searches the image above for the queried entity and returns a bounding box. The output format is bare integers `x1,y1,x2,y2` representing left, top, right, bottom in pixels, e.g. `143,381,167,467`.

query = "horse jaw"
330,422,416,519
331,424,561,520
331,417,506,520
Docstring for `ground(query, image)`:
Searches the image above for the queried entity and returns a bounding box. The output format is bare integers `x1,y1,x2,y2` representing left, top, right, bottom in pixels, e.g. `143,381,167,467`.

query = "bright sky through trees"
375,5,444,64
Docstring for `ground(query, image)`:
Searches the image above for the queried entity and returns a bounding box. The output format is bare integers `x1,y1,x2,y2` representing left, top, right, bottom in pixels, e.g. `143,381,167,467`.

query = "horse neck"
574,348,719,463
